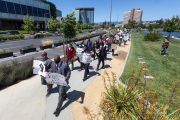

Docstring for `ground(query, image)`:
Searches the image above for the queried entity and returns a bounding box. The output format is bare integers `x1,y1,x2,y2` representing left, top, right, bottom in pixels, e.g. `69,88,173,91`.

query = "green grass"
121,32,180,112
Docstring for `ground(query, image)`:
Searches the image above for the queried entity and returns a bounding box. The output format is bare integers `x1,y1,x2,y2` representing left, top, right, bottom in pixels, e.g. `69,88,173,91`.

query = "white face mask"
100,46,102,48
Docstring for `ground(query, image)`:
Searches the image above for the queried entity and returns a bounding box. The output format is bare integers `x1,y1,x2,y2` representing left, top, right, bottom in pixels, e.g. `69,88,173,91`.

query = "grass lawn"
121,32,180,113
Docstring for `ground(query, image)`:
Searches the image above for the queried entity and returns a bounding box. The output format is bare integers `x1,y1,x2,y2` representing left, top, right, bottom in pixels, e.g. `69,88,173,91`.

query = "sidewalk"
0,41,131,120
71,42,131,120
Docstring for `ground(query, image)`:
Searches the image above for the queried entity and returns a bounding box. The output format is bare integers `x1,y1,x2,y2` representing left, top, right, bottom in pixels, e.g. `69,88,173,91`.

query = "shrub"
83,68,180,120
144,32,162,41
0,59,33,87
0,49,11,54
41,39,54,46
0,34,24,40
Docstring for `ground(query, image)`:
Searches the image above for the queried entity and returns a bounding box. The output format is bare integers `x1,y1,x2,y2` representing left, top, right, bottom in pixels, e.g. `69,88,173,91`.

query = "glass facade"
0,0,50,18
75,8,94,24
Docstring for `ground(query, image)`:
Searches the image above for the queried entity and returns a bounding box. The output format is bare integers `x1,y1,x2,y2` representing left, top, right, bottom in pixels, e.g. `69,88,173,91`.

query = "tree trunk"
168,32,171,41
62,37,66,61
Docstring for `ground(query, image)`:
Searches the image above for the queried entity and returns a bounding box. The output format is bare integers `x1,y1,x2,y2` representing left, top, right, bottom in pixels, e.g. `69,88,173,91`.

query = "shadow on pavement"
106,58,112,61
84,71,101,82
104,64,111,69
61,90,85,110
51,85,71,94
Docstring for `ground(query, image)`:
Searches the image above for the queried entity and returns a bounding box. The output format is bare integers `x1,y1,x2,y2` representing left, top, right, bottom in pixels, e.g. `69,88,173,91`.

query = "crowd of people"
37,30,130,117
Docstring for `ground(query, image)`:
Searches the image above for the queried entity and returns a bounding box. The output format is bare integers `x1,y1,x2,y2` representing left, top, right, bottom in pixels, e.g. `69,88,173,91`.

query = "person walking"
39,52,52,96
82,45,91,81
49,55,71,117
161,39,169,56
92,41,99,60
111,36,117,55
77,41,85,71
123,32,128,45
86,37,92,52
96,43,106,71
66,43,75,70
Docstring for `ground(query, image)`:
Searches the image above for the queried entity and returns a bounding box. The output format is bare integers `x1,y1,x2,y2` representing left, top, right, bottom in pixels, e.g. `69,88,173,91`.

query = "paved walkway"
0,41,131,120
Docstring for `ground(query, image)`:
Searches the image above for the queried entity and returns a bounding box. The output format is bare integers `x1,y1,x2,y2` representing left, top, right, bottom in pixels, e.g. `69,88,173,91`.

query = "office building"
0,0,51,30
74,7,94,24
123,8,143,25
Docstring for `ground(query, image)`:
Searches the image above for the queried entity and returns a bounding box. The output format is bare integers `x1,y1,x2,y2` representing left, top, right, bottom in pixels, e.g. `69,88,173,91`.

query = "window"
32,7,38,16
27,6,33,16
46,10,50,18
21,5,27,15
0,0,8,13
14,3,22,15
38,8,42,17
42,9,45,16
6,1,15,14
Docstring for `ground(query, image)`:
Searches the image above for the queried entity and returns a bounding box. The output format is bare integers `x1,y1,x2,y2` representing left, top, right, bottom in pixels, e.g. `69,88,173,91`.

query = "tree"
61,12,76,56
47,18,60,31
147,24,154,33
163,16,179,37
136,27,142,34
22,15,34,34
44,0,57,18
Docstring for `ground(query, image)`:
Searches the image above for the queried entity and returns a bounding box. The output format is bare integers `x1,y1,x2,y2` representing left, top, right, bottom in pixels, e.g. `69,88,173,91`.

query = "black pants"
97,58,104,69
112,49,114,55
93,50,98,60
66,58,74,69
83,63,90,79
77,57,83,70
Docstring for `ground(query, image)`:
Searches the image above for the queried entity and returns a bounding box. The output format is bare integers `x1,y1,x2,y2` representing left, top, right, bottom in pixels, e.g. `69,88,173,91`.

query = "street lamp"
44,13,50,32
110,0,112,29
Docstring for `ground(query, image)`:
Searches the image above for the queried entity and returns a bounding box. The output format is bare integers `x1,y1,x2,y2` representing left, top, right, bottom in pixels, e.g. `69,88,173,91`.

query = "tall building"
74,7,94,24
56,9,64,23
0,0,51,30
123,8,143,25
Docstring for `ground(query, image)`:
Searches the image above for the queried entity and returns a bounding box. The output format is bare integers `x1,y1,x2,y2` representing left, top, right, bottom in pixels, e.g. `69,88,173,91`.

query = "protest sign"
33,60,45,75
81,53,92,64
43,73,67,86
76,48,83,57
96,49,100,53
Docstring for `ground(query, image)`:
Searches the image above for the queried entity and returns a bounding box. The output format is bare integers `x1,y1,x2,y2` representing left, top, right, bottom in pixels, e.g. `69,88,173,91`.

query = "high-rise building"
123,8,143,25
74,7,94,24
0,0,51,30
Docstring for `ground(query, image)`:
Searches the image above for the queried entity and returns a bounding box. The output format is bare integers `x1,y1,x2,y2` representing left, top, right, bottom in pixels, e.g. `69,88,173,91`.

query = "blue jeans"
162,48,166,55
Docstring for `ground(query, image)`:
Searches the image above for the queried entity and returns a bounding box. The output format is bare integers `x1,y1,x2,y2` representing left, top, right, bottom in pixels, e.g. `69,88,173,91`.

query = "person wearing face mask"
96,43,106,71
39,52,52,95
66,43,75,70
82,45,92,81
49,55,71,117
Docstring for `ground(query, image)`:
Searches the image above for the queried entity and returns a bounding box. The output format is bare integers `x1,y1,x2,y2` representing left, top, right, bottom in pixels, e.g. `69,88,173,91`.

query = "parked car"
0,32,8,36
30,31,37,35
7,31,20,35
54,30,62,36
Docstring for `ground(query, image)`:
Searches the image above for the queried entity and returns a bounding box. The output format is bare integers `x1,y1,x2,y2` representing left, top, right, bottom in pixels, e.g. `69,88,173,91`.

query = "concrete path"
0,41,131,120
0,76,46,120
71,42,131,120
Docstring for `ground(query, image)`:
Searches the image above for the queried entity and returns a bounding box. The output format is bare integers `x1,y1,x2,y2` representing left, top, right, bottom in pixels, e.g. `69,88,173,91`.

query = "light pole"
110,0,112,29
109,0,112,35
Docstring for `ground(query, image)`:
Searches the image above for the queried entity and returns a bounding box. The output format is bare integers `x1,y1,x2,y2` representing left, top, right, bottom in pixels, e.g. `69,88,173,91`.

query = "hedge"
0,34,24,41
0,59,33,88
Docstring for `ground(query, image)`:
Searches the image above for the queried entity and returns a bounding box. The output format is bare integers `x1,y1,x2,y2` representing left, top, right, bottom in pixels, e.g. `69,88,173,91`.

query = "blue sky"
48,0,180,23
